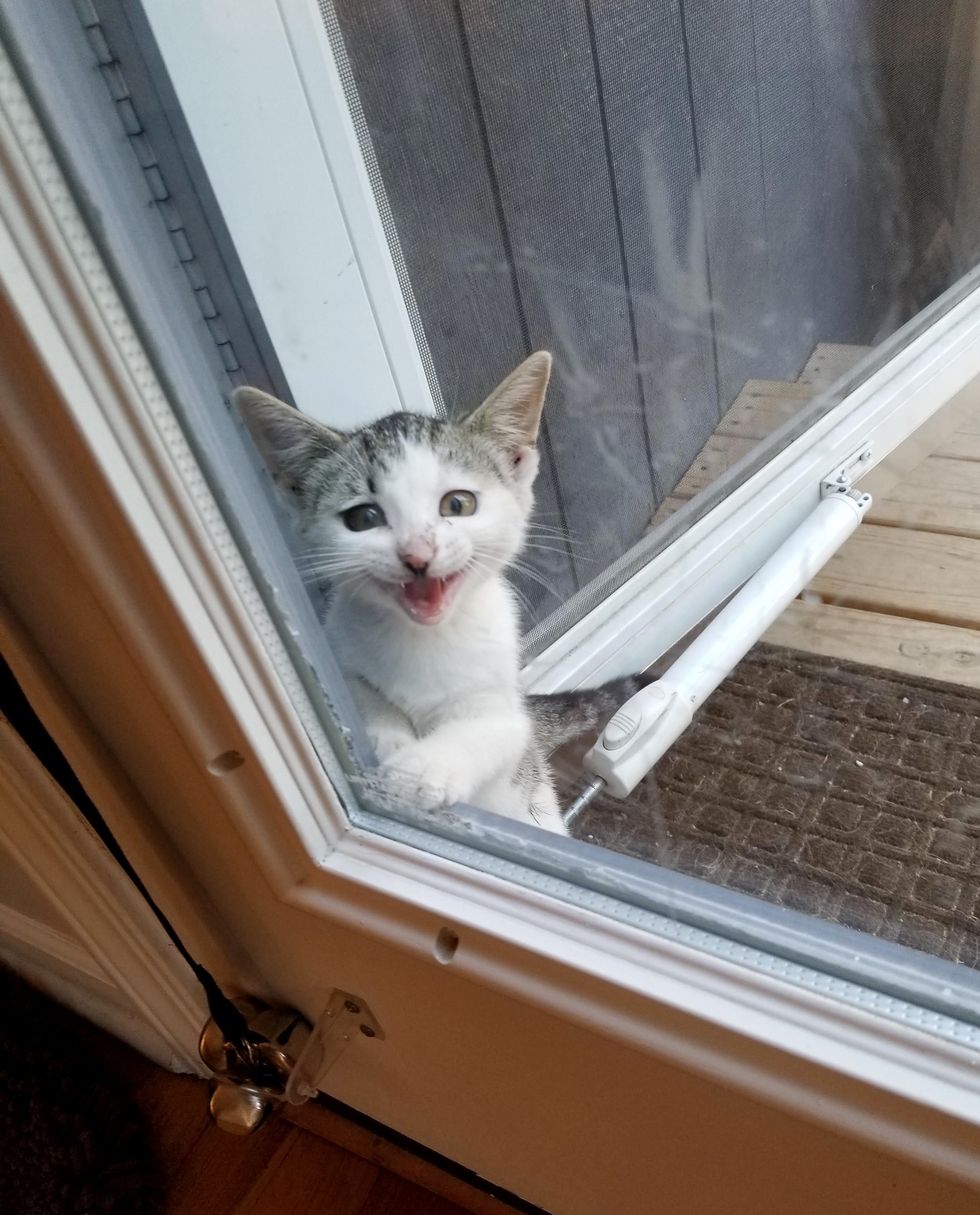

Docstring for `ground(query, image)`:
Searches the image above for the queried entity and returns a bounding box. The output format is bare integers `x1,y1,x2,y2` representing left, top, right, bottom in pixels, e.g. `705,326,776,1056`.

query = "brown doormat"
570,645,980,968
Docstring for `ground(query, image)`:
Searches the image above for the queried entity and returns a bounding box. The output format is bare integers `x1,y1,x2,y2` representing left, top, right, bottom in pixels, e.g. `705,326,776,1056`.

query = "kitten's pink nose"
399,545,433,577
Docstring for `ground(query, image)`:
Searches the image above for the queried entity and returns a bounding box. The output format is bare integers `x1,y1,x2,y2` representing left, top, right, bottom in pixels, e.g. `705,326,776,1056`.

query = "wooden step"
652,344,872,527
764,599,980,689
935,411,980,462
715,380,813,441
796,343,869,390
868,456,980,540
808,523,980,631
651,382,809,524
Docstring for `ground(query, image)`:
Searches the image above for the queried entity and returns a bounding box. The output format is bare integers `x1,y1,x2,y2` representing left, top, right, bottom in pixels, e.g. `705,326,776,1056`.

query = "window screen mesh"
323,0,980,650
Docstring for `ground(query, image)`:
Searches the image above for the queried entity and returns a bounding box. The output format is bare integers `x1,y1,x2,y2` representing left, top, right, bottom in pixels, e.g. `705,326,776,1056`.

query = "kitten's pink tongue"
401,576,453,623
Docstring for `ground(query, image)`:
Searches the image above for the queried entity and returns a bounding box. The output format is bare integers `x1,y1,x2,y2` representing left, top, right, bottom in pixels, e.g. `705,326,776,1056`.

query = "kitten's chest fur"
328,577,522,732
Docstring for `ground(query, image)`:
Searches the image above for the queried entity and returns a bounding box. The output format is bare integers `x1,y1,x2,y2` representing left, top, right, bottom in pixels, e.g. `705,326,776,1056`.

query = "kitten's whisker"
297,557,362,573
296,547,351,562
327,571,370,596
295,548,362,567
508,560,564,602
467,555,537,622
524,529,586,553
298,561,364,575
297,560,365,579
525,523,582,544
521,541,595,563
506,579,539,624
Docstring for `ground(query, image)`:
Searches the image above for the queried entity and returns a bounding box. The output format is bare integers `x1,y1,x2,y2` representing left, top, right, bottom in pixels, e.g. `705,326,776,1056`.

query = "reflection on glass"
331,0,980,631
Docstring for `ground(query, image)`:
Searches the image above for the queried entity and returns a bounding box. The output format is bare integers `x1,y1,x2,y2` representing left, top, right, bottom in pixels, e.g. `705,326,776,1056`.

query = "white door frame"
138,0,439,427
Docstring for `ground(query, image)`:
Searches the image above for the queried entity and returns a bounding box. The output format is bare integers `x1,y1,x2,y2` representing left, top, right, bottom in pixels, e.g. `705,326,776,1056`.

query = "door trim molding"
0,718,204,1073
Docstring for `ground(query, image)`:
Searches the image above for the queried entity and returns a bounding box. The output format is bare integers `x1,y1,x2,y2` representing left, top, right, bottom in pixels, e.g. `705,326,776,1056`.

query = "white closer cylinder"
584,488,871,798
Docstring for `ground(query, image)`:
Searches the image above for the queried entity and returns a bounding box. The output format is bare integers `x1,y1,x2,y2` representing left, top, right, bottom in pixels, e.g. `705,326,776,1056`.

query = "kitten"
235,352,635,834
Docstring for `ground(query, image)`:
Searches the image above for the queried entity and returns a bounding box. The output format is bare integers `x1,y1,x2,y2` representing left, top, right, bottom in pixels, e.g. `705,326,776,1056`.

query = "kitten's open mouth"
394,572,464,625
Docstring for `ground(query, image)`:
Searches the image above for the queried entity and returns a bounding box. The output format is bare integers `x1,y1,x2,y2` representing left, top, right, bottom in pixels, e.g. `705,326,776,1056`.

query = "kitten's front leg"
383,706,529,809
349,676,416,761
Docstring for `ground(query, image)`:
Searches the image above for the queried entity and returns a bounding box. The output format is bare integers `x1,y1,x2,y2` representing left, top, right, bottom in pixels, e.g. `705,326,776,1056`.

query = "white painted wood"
0,903,107,984
765,600,980,686
0,719,204,1072
139,0,437,426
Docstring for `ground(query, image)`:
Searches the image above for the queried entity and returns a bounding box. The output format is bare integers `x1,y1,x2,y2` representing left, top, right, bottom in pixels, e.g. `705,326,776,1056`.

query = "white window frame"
3,29,980,1191
139,0,438,428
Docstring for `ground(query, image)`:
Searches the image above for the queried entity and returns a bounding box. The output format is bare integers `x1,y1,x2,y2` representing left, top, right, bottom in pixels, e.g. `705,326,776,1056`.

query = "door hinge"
199,990,384,1135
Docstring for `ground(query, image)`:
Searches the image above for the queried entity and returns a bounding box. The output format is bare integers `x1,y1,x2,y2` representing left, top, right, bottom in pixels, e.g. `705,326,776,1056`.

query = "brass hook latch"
199,991,384,1134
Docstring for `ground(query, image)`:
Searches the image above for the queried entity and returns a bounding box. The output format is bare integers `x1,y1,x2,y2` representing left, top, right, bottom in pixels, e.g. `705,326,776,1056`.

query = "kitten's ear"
466,351,552,452
232,386,344,496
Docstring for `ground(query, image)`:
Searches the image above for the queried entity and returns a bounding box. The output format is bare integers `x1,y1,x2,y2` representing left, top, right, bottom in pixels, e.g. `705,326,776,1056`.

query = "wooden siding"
333,1,965,617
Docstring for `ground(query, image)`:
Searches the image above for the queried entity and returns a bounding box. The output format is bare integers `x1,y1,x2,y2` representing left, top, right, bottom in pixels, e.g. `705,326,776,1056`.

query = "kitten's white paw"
369,727,414,763
383,742,474,807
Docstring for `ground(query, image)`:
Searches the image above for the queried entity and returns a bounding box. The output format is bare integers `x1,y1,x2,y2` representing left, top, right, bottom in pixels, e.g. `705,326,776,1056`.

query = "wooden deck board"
666,434,757,501
935,433,980,462
651,346,870,528
764,600,980,689
718,381,813,435
795,343,869,390
868,456,980,539
809,524,980,631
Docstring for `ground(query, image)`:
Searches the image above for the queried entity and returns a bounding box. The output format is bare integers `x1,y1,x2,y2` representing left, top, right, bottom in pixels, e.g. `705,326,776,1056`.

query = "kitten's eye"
342,502,386,531
439,490,477,518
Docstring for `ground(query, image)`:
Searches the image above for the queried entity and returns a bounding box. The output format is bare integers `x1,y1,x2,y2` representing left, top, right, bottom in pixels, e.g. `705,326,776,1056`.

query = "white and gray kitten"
235,352,634,834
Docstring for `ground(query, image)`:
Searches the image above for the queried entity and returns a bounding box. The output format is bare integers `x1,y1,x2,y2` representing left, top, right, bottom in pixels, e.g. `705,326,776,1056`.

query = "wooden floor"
655,343,980,689
127,1065,518,1215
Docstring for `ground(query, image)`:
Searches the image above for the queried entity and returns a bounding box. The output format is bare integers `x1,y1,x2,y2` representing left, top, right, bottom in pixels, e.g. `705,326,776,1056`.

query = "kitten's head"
234,352,551,627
